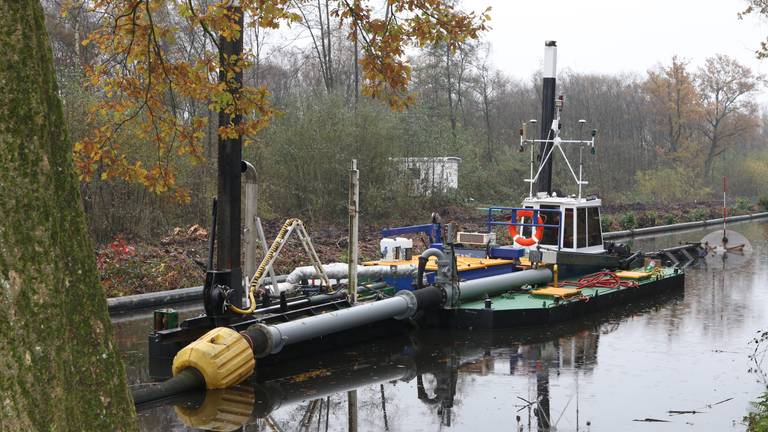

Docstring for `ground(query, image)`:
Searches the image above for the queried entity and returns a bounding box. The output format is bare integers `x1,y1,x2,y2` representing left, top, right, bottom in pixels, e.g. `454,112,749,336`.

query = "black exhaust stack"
537,40,557,195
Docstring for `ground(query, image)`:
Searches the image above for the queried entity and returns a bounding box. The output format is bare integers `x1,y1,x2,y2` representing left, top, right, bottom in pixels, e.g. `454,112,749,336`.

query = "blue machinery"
381,208,563,252
381,223,443,248
375,208,562,288
380,208,563,266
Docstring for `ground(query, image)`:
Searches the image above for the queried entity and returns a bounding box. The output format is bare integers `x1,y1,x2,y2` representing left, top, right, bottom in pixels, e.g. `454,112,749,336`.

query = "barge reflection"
140,305,643,432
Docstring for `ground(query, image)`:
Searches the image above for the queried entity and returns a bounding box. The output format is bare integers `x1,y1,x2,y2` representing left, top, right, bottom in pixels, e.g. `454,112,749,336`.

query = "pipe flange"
393,290,418,320
250,323,281,358
397,358,417,382
440,286,448,306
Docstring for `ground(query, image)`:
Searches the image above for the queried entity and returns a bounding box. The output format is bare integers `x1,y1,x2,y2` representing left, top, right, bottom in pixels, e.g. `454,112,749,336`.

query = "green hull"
437,268,684,329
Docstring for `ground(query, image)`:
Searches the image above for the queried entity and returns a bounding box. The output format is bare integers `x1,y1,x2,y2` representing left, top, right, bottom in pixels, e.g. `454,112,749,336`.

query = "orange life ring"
508,210,545,247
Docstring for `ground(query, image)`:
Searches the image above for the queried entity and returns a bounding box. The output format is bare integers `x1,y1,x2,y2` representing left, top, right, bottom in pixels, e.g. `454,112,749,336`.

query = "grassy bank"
746,393,768,431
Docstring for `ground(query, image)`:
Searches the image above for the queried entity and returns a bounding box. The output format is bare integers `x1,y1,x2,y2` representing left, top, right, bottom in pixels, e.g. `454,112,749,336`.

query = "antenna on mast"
520,100,596,198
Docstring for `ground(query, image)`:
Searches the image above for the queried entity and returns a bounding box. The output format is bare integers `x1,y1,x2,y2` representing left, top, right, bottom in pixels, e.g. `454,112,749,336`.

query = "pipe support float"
172,327,255,389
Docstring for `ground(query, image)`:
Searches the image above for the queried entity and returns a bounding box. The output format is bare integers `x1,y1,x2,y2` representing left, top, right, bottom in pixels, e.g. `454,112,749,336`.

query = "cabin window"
587,207,602,246
564,208,574,248
577,208,587,248
539,205,560,245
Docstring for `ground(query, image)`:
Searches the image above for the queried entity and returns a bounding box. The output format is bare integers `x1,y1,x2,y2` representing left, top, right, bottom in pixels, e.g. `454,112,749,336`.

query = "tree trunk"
353,0,359,104
445,44,457,141
482,81,493,163
0,2,137,430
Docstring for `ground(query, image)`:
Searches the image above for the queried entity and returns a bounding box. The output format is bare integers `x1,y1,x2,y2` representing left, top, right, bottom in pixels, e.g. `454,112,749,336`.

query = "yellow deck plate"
363,255,516,272
530,287,582,299
615,270,653,280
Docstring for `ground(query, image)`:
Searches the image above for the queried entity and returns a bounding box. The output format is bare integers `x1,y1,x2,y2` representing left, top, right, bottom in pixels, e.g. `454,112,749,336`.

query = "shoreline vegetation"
746,331,768,431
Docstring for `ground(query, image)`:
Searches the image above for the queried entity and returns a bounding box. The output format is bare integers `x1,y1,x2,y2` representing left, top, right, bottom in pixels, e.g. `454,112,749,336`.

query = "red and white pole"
722,176,727,244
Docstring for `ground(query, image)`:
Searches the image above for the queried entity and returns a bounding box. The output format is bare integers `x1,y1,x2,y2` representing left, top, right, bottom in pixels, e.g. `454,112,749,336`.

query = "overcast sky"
475,0,768,83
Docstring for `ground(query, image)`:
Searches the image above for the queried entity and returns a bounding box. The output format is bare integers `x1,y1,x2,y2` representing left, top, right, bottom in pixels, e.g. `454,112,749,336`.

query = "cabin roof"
522,195,602,206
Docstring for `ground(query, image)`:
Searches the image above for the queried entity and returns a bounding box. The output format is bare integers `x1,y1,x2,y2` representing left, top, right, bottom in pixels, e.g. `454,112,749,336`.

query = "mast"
215,3,244,307
537,40,557,195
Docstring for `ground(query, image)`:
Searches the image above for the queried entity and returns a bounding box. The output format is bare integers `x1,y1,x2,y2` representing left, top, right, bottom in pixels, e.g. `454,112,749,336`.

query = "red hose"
563,271,637,290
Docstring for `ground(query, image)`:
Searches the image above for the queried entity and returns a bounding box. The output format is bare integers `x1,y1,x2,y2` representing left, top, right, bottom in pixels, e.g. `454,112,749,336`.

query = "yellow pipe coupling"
172,327,255,389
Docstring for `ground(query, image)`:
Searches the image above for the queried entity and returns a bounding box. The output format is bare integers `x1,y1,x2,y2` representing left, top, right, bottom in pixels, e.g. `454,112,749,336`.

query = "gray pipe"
459,268,552,302
603,211,768,240
285,262,417,286
420,248,451,285
250,290,419,357
420,247,446,261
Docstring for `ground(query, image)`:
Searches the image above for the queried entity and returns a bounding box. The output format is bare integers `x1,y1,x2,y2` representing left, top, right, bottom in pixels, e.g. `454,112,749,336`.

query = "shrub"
601,214,615,233
745,392,768,432
689,208,708,221
736,197,753,212
619,212,636,230
759,197,768,211
664,213,678,225
637,211,657,228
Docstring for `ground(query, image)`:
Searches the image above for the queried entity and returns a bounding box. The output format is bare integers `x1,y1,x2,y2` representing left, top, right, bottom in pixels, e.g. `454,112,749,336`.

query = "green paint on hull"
458,267,681,312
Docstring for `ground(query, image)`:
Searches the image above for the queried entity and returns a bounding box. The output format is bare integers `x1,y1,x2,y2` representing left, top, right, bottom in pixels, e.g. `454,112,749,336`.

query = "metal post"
380,384,389,431
216,4,244,307
348,160,360,303
243,162,257,286
243,161,277,291
722,176,727,243
536,364,551,431
578,120,585,199
348,390,358,432
537,40,557,195
578,146,583,199
529,130,535,198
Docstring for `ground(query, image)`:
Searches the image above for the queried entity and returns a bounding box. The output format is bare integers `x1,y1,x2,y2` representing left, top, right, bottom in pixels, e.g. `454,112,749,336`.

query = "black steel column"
216,6,244,307
537,40,557,195
536,367,551,431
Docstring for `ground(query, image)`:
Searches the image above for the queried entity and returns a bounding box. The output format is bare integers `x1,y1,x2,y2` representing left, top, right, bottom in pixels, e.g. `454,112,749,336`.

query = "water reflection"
119,220,768,431
136,300,672,431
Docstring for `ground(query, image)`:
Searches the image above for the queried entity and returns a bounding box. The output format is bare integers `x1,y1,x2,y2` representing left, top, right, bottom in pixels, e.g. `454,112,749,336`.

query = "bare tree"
696,54,761,178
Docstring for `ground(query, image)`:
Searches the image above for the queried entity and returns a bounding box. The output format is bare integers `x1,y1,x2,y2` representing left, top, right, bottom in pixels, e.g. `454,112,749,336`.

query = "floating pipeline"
135,245,554,405
132,286,444,405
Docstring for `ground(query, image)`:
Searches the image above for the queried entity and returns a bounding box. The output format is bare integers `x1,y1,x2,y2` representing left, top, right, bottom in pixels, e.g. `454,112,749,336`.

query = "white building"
394,157,461,195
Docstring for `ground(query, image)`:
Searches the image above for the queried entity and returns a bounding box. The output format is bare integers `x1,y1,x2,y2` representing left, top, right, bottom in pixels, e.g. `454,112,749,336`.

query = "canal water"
113,220,768,431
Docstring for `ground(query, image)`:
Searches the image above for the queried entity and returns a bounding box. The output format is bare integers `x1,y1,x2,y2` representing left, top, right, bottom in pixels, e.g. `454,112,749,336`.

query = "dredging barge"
138,41,702,403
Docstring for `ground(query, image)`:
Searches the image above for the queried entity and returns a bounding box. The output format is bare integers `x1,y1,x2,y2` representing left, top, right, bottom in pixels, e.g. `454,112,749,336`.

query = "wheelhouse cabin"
519,193,605,254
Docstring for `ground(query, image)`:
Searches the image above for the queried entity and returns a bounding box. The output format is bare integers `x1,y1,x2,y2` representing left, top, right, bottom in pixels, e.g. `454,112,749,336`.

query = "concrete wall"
394,156,461,195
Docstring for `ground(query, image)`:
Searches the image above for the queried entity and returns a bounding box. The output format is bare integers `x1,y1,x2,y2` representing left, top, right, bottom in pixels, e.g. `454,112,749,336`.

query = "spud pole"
216,3,244,307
